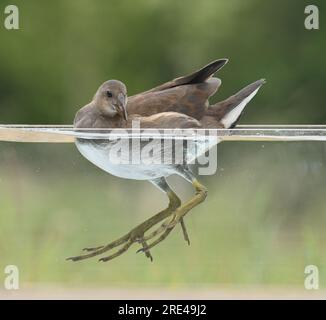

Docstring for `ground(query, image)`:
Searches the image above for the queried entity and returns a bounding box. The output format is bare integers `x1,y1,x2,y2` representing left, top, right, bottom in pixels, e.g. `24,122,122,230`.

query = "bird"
69,59,265,262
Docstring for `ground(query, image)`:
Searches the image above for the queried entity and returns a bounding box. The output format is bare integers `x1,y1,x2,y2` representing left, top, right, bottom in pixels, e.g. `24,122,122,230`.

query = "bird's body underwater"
69,59,265,262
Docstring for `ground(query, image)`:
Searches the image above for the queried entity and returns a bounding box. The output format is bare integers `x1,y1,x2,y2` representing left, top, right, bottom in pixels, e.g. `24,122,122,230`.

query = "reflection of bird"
69,59,265,262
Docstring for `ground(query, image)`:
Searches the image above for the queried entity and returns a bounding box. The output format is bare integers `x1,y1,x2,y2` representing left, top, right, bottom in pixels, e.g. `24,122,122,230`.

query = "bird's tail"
206,79,266,128
147,59,228,93
181,58,228,84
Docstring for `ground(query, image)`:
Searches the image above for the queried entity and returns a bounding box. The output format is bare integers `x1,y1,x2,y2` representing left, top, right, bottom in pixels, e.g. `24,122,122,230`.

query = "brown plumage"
74,59,265,130
69,59,265,263
126,59,226,120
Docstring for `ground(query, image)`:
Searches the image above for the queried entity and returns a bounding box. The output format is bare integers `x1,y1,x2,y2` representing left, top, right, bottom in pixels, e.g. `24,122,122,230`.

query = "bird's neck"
93,103,126,128
99,113,127,128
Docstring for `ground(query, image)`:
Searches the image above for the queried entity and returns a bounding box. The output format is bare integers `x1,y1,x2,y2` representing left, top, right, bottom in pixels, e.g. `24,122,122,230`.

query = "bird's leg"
139,177,207,252
66,178,181,262
143,178,191,245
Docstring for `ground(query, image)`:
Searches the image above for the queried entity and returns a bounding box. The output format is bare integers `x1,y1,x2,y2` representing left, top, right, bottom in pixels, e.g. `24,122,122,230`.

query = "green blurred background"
0,0,326,295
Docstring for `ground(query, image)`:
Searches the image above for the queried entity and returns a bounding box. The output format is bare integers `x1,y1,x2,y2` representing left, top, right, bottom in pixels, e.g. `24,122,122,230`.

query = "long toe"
67,233,130,261
180,218,190,245
82,245,104,252
139,239,154,262
99,241,132,262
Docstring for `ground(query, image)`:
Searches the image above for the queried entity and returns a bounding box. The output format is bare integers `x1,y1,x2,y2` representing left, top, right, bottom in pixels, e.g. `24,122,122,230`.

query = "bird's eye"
106,91,113,98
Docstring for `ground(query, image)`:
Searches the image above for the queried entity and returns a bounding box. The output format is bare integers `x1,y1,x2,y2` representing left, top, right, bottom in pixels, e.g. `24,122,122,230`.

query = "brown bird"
70,59,265,262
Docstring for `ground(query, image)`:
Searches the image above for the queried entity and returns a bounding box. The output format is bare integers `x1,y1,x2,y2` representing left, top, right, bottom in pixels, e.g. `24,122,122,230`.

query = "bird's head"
93,80,128,121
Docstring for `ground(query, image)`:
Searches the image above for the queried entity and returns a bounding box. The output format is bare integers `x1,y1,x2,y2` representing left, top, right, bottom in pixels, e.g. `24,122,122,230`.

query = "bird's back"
126,60,226,119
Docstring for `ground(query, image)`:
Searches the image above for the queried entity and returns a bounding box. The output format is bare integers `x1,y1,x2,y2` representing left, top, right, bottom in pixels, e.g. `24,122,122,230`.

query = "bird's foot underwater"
66,228,154,263
138,211,189,253
66,203,181,262
138,181,207,253
66,217,193,262
66,214,192,263
67,181,207,262
138,216,189,245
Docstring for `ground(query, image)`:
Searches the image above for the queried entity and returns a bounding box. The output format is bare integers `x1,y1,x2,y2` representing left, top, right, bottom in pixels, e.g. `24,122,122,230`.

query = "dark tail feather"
148,59,228,93
206,79,266,128
182,58,228,84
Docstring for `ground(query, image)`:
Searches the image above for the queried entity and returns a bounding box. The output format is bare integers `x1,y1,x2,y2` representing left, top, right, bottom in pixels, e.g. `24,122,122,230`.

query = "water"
2,125,326,169
1,125,326,142
0,124,326,289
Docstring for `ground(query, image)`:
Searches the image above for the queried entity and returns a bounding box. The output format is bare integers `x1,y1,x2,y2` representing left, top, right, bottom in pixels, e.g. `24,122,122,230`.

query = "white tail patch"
221,88,260,128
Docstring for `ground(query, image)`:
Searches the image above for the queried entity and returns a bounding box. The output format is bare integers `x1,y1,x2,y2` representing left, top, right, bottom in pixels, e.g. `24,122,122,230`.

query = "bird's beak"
117,93,128,121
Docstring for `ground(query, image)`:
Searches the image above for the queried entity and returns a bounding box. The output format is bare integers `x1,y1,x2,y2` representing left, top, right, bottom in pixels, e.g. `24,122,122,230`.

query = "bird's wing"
74,103,114,128
127,59,227,119
74,104,94,128
128,112,201,129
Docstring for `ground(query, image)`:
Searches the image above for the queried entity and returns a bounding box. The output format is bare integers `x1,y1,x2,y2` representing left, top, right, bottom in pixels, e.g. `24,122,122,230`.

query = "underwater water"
0,125,326,297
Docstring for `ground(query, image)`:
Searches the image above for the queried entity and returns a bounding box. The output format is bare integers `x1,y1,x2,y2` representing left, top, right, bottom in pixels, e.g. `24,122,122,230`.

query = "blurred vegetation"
0,0,325,124
1,142,326,288
0,0,326,290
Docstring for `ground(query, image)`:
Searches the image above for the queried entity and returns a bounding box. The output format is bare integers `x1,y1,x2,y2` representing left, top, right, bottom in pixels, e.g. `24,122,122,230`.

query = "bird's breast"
75,135,220,180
